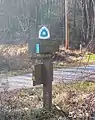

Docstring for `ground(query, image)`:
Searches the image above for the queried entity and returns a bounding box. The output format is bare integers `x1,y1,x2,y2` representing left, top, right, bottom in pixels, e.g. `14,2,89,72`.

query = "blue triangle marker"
41,29,48,37
39,26,50,39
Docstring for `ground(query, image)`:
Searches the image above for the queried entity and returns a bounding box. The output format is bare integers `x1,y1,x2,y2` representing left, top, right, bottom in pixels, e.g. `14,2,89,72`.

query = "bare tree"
82,0,94,44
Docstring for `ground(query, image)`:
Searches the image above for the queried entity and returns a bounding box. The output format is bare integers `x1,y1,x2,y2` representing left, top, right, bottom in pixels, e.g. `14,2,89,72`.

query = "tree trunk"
82,0,94,47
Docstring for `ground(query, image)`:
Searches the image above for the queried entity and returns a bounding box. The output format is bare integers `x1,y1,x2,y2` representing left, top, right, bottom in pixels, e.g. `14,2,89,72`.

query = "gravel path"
0,65,95,92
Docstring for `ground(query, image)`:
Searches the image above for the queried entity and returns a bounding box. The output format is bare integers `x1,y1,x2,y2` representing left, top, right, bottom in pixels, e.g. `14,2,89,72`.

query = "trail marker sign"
28,0,64,56
39,26,50,39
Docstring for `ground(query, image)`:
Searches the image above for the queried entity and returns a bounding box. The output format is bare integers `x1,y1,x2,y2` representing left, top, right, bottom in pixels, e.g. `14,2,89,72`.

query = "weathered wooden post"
31,54,53,109
42,55,53,109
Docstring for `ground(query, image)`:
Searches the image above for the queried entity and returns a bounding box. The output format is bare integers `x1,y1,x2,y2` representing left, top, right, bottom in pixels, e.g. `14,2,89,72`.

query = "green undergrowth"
0,106,69,120
54,53,95,68
30,106,69,120
82,53,95,63
53,81,95,94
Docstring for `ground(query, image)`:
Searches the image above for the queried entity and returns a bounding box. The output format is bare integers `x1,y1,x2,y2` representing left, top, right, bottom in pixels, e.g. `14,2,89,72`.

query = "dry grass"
0,44,28,57
0,44,94,76
53,81,95,119
0,81,95,119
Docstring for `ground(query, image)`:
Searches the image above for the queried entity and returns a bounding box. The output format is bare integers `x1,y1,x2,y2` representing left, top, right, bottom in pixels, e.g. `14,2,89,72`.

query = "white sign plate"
39,26,50,39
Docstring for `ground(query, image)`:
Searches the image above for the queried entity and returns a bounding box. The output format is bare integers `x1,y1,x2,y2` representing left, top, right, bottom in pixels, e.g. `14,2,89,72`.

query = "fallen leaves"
53,82,95,119
0,44,28,57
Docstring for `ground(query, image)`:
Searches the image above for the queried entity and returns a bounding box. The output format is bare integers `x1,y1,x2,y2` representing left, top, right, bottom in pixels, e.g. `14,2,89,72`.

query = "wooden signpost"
32,55,53,109
28,0,64,109
42,56,53,108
